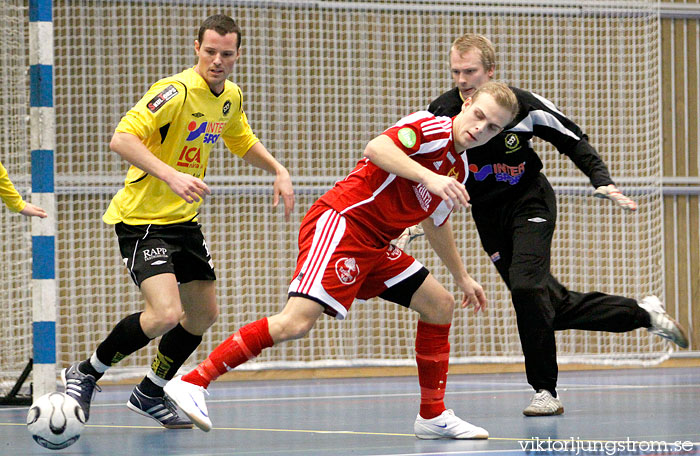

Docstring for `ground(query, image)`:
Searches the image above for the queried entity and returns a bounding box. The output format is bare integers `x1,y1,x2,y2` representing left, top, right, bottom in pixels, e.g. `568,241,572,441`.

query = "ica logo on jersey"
177,121,226,169
177,146,202,169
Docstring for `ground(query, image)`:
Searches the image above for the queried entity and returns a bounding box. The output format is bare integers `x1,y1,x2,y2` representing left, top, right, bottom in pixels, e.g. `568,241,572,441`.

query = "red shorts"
288,204,425,319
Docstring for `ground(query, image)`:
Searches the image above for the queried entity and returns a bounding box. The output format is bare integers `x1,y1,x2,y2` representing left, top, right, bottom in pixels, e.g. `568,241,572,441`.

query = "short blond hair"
472,81,519,122
451,33,496,72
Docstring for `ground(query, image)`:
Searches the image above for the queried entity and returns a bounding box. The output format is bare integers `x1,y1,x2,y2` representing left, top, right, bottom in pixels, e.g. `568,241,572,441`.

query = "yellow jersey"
0,160,26,213
103,67,259,225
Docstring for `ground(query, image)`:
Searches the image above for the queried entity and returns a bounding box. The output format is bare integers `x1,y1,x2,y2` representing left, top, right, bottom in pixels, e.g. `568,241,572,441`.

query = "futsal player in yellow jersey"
62,15,295,428
0,160,46,217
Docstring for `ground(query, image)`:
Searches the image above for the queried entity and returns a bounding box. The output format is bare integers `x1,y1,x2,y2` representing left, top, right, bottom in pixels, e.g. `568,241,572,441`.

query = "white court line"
361,442,700,456
362,451,524,456
86,381,700,409
3,381,695,412
203,382,700,404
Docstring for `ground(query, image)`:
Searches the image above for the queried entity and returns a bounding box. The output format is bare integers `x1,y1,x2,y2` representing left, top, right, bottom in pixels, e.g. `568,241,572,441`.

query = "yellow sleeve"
0,161,26,213
115,80,186,140
222,88,259,157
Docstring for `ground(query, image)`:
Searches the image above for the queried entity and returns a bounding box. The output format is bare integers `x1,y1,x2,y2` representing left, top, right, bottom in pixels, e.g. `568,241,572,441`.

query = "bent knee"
283,318,314,340
269,314,315,342
208,306,219,325
148,308,184,334
198,305,219,329
413,289,455,323
510,282,546,303
510,284,555,324
435,291,456,315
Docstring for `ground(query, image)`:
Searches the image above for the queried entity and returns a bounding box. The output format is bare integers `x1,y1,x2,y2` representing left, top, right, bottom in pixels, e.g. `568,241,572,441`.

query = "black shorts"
115,222,216,287
379,266,430,308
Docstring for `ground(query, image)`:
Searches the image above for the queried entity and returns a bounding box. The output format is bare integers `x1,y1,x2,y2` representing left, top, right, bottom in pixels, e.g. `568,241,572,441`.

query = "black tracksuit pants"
470,173,651,394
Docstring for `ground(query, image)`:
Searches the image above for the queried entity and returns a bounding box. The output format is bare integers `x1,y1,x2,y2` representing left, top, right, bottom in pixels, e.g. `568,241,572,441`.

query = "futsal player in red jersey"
165,81,518,439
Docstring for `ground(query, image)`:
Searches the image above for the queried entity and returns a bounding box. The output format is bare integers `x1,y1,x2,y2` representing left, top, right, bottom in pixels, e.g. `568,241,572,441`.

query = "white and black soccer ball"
27,392,85,450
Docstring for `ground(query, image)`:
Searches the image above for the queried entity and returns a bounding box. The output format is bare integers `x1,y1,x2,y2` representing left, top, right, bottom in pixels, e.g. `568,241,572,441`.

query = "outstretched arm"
241,142,295,221
421,219,487,312
522,90,638,212
568,139,637,211
0,162,47,217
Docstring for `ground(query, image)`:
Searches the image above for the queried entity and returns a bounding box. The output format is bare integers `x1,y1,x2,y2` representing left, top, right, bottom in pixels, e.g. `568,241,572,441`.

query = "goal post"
1,0,666,395
30,0,58,400
0,0,37,404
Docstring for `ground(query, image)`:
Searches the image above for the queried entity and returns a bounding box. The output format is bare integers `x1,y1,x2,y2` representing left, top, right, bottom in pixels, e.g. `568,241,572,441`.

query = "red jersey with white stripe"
319,111,468,247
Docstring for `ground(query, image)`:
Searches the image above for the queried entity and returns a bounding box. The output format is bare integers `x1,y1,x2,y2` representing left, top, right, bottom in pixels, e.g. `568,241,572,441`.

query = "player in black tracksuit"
428,84,687,415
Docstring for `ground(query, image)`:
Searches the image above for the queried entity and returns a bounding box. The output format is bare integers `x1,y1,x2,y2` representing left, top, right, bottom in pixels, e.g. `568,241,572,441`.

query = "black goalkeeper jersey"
428,86,615,206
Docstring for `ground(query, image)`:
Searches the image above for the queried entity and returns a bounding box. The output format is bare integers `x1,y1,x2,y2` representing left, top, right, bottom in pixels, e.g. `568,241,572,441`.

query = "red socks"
182,316,450,420
415,320,451,419
183,317,274,388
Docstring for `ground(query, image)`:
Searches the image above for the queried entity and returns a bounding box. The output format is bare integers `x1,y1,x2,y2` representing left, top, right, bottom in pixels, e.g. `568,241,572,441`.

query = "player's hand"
273,168,295,222
593,184,637,211
166,171,211,204
20,203,48,218
422,172,470,210
458,275,487,312
392,224,424,250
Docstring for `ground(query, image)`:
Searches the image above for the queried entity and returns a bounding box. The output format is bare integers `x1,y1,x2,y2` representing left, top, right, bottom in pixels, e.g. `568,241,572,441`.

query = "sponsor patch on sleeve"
147,85,179,113
397,127,417,149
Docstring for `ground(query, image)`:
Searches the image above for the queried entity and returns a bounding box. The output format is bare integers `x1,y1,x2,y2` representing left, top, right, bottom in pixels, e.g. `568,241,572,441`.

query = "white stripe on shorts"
128,224,152,285
383,259,423,288
299,210,343,293
289,209,348,318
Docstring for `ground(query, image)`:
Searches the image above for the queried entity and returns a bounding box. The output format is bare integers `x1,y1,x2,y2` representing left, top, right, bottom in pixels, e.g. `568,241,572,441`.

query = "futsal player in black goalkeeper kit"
413,33,688,416
61,15,294,428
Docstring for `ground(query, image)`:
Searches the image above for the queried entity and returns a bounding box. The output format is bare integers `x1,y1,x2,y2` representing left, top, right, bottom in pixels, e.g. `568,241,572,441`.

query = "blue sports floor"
1,367,699,456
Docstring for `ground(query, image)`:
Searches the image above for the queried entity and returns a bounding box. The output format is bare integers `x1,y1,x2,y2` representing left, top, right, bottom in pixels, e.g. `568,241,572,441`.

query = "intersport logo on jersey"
186,121,225,144
176,121,226,169
468,162,526,185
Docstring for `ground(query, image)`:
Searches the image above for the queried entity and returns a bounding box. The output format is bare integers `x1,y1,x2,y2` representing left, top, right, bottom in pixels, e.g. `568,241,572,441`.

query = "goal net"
2,0,665,390
0,0,34,398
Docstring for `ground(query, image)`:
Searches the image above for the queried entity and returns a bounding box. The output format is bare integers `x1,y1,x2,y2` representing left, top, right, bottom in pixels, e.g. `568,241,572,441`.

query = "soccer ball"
27,392,85,450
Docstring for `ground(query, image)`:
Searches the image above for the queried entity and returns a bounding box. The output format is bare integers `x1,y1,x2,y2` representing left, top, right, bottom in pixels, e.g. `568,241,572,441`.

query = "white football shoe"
414,409,488,439
638,295,689,349
523,390,564,416
163,376,212,432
